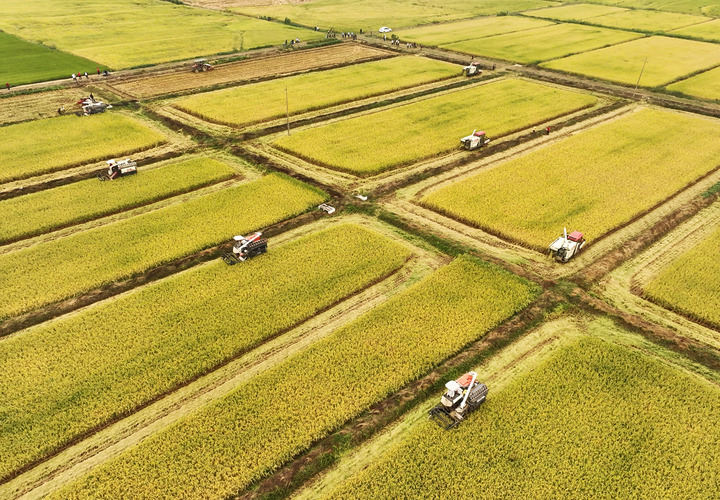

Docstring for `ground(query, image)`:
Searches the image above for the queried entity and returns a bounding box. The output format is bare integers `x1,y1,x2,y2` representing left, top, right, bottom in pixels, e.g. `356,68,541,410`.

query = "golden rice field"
0,113,166,184
0,223,410,481
52,256,539,500
528,5,711,31
574,0,720,17
671,18,720,41
324,333,720,499
274,78,597,175
421,108,720,250
666,65,720,100
542,36,720,87
523,3,628,21
0,0,322,69
0,173,325,321
644,224,720,329
442,23,641,64
0,157,236,245
173,56,459,127
396,16,554,46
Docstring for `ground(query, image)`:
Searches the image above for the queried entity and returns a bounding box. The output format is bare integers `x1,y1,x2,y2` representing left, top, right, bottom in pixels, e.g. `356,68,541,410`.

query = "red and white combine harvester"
548,228,586,263
97,159,137,181
460,129,490,150
429,371,489,429
222,232,268,265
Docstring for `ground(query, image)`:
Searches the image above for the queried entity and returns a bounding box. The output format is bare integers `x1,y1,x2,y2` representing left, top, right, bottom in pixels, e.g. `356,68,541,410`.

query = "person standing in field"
72,73,76,82
5,83,9,91
97,67,100,75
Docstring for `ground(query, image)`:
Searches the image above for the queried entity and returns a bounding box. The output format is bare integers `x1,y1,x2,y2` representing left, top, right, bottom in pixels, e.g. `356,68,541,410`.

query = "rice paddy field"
542,36,720,87
0,113,166,184
0,31,100,87
273,78,598,175
666,65,720,100
442,23,642,64
644,224,720,328
173,56,459,127
3,0,720,498
0,0,322,69
316,318,720,499
421,108,720,250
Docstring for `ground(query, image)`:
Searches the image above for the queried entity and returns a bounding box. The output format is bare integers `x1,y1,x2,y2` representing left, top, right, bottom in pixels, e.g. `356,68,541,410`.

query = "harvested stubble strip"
0,173,326,321
173,56,459,128
0,157,237,245
0,113,166,184
326,333,720,499
0,223,410,481
273,78,597,176
54,256,539,500
644,224,720,329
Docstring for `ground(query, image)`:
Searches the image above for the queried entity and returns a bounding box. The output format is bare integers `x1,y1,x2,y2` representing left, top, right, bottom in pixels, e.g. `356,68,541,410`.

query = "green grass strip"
0,157,236,245
0,113,166,184
0,223,410,481
0,173,326,321
54,256,539,499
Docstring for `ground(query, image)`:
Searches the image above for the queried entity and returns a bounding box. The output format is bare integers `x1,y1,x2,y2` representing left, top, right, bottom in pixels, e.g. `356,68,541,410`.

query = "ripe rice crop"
325,335,720,499
671,18,720,42
421,108,720,250
0,0,322,69
542,36,720,87
644,224,720,328
397,16,554,46
584,9,711,32
0,173,326,321
442,23,641,64
602,0,720,17
274,78,597,175
0,31,100,87
0,223,410,481
53,256,539,500
0,113,166,184
0,157,236,245
523,3,628,21
173,57,459,128
666,65,720,100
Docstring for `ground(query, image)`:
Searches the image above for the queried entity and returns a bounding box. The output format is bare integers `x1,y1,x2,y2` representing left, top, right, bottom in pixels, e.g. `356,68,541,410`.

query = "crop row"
0,173,326,321
0,113,166,184
174,56,459,128
274,78,597,175
326,334,720,498
422,107,720,251
644,224,720,329
0,223,410,481
53,256,539,499
0,157,237,245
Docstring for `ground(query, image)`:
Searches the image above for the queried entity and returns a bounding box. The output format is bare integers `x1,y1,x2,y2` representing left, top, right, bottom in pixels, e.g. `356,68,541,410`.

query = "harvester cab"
460,129,490,150
548,228,585,262
222,232,268,265
98,159,137,181
429,371,488,429
462,61,482,76
191,59,213,72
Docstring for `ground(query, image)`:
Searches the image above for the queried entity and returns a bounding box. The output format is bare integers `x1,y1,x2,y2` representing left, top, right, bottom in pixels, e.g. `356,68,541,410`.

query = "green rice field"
523,3,628,21
585,8,711,32
397,16,554,46
542,36,720,87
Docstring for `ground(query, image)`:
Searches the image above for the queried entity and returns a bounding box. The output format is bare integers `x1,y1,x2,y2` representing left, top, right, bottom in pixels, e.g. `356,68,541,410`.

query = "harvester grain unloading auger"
222,232,268,265
429,371,488,430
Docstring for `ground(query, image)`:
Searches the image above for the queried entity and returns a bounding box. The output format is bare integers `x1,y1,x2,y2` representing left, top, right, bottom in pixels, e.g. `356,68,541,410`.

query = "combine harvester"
548,228,586,263
460,129,490,150
462,61,482,76
222,232,268,265
77,96,112,115
97,159,137,180
429,371,488,429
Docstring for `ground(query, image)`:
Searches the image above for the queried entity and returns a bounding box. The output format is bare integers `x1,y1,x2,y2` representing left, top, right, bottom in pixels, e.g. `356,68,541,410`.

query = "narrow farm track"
2,221,444,500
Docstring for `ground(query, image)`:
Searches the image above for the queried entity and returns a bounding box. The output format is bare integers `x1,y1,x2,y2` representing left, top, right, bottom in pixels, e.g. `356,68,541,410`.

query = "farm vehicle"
463,61,482,76
98,159,137,181
76,96,111,115
429,371,488,429
222,232,268,265
460,130,490,150
191,59,214,72
548,228,586,262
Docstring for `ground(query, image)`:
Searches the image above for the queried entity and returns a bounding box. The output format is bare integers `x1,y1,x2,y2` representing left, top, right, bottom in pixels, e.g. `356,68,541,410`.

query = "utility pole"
285,87,290,136
635,57,648,90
